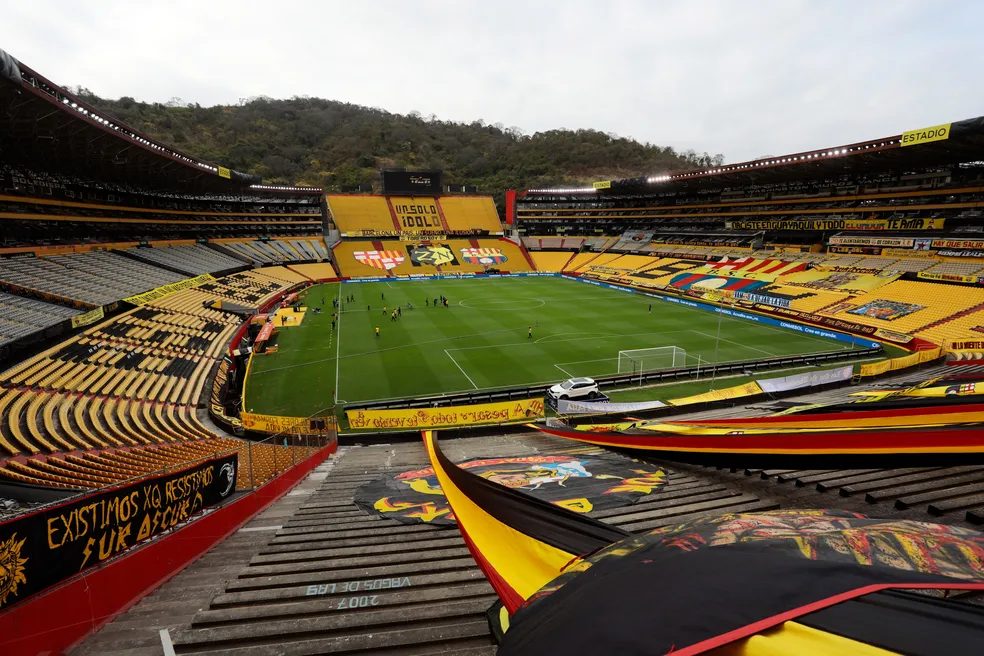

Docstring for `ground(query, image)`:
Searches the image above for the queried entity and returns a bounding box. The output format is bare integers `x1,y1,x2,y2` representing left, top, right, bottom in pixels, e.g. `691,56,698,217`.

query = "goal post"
617,346,687,381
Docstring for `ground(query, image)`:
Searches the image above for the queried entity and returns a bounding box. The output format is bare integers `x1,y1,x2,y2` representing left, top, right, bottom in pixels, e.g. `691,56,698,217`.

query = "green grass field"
243,276,863,418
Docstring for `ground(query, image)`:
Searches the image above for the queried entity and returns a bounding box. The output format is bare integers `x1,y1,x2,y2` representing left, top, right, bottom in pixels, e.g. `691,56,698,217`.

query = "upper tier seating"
126,244,246,275
220,238,329,265
436,196,503,233
0,251,186,306
326,195,396,235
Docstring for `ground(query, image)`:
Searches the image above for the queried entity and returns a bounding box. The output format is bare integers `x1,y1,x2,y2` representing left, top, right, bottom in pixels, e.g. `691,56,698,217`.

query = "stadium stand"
438,195,505,233
219,237,330,264
0,250,186,306
326,194,396,235
5,46,984,656
124,243,247,275
333,237,531,277
0,291,81,346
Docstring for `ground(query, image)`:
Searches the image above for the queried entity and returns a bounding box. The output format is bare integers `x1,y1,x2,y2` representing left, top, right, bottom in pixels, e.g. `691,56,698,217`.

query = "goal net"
617,346,687,376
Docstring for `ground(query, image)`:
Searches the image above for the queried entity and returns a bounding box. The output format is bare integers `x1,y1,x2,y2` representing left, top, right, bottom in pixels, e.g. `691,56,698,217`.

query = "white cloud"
2,0,981,163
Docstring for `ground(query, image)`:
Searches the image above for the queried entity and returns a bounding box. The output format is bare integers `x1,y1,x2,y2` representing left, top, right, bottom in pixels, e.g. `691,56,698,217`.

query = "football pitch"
242,276,859,419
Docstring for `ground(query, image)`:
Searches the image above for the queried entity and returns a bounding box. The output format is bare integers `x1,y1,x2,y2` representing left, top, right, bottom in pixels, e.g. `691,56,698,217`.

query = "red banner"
505,189,517,225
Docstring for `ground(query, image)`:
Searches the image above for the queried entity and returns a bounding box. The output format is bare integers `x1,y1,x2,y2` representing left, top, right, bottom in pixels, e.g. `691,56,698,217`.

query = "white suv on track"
548,377,600,400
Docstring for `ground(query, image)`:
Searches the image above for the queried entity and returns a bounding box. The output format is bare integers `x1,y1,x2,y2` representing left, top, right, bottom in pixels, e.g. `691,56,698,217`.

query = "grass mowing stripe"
244,277,857,417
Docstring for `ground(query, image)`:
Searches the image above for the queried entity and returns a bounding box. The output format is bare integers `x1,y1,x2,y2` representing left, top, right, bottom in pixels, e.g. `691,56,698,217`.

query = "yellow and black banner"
123,273,215,306
951,340,984,351
593,180,612,190
347,398,544,430
70,307,105,329
900,122,951,147
240,412,336,435
217,166,232,179
668,381,764,406
918,271,983,284
0,453,237,610
406,243,458,267
727,218,945,231
356,452,666,525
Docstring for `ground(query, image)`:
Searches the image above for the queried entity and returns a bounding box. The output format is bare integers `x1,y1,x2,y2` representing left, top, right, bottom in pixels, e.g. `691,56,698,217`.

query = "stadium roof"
525,115,984,196
0,48,319,194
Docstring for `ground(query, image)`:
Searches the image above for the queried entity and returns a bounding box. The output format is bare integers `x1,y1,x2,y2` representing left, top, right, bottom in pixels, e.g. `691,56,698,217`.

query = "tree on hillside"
78,91,722,202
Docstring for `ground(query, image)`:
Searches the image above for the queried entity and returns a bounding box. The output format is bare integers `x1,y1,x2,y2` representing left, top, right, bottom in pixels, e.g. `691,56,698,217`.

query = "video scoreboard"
381,170,443,195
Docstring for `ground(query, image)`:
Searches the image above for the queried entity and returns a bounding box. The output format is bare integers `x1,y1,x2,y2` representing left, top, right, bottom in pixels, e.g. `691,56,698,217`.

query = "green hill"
77,89,723,198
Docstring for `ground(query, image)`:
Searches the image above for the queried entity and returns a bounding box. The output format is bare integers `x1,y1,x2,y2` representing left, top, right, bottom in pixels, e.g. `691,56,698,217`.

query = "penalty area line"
445,348,479,389
553,363,576,377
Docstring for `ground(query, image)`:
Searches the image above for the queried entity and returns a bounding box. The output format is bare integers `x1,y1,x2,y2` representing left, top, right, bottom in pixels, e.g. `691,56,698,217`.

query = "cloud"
2,0,981,163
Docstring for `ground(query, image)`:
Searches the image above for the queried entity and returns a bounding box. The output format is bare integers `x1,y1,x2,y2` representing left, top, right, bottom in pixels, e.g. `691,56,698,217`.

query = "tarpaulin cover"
356,450,666,525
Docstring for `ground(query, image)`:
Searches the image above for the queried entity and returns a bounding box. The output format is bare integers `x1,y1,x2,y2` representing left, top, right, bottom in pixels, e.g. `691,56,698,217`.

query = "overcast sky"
3,0,981,162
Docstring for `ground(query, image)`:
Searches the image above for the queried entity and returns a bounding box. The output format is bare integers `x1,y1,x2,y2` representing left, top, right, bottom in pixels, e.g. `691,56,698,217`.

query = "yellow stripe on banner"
714,620,899,656
240,411,336,435
347,398,544,430
668,381,763,406
70,307,105,329
422,431,576,602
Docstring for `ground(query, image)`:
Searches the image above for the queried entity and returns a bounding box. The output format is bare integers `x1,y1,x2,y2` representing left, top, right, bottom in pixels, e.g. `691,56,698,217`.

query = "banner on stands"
918,271,983,284
70,307,105,329
0,453,238,610
240,412,336,435
124,274,215,306
346,398,544,430
555,399,667,415
757,365,854,394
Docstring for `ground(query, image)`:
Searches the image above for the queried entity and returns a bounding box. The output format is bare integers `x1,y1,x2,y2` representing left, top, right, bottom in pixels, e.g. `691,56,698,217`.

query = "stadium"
1,33,984,656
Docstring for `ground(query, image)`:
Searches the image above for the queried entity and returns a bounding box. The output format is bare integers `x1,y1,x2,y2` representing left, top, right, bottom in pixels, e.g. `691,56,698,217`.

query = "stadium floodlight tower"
617,346,687,384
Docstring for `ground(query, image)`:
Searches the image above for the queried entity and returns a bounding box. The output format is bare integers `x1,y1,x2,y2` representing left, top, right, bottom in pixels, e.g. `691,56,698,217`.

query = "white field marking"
534,331,609,344
253,326,522,376
160,629,176,656
445,348,479,389
333,283,342,403
694,330,776,359
458,297,547,310
553,363,576,377
445,328,695,354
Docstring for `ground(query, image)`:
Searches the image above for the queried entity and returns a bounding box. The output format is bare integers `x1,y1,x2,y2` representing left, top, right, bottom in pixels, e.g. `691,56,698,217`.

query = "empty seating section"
437,196,503,233
288,262,338,280
0,251,184,306
1,168,325,244
333,239,532,277
126,244,246,275
0,291,81,346
920,260,984,276
825,280,984,335
0,438,320,491
219,238,329,265
525,242,984,344
529,251,574,272
0,262,329,492
326,195,395,235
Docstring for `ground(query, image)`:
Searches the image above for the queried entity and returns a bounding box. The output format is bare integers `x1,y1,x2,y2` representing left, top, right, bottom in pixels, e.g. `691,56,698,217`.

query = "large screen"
382,170,443,195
